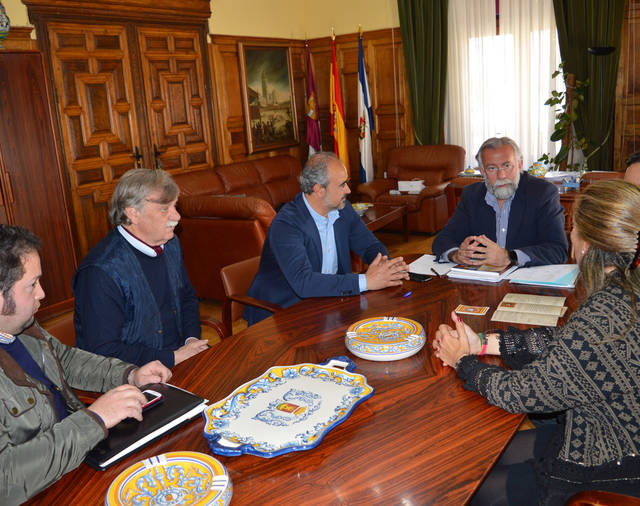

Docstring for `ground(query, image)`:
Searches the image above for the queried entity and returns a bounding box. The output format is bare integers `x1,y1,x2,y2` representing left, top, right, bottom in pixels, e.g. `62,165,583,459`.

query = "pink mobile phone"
141,389,163,412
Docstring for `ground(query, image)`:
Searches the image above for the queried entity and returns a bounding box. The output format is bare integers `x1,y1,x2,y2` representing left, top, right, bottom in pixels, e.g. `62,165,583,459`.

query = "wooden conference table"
29,267,579,505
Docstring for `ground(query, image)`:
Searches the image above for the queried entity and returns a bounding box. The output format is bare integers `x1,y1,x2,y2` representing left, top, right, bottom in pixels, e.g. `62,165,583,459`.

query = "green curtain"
397,0,448,145
553,0,625,171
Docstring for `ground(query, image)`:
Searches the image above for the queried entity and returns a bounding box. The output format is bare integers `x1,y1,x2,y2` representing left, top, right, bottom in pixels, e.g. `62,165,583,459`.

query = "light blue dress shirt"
303,195,367,291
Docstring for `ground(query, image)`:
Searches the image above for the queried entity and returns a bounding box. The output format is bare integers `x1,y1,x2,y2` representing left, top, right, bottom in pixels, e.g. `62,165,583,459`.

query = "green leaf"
555,145,569,163
550,129,566,142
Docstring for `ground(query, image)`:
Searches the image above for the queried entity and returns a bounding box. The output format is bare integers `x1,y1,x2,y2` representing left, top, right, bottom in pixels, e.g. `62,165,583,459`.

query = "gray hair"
109,168,179,226
299,152,340,194
475,137,523,169
0,225,41,315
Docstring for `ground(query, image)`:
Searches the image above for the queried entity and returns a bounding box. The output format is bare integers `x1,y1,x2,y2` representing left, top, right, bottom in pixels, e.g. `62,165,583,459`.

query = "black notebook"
85,382,207,470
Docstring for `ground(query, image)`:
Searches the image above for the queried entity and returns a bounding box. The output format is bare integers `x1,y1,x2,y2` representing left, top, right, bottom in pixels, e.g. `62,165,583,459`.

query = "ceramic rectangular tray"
202,357,373,458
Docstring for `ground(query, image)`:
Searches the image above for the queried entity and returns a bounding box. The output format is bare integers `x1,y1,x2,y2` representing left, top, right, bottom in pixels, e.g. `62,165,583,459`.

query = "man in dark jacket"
0,225,171,504
73,168,208,367
245,152,409,325
432,137,568,267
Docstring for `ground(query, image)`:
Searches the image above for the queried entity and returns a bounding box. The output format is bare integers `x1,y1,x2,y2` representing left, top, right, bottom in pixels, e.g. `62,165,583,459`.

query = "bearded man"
432,137,568,267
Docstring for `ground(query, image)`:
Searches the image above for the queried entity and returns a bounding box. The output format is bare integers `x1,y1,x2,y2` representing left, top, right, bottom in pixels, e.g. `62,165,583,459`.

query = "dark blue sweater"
73,230,200,367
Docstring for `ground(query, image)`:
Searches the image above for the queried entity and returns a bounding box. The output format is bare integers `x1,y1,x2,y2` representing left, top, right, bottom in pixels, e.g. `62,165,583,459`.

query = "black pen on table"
430,268,441,278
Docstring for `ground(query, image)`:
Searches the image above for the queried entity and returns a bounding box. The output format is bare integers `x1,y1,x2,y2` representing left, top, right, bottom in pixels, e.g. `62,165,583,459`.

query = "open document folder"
507,264,579,288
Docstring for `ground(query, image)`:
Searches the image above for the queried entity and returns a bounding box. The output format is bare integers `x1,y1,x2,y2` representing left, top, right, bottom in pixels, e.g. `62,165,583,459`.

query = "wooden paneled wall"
209,28,414,184
209,35,308,164
614,0,640,170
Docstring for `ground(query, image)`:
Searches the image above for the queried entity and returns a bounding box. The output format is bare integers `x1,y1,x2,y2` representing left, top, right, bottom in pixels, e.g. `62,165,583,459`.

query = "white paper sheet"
409,254,455,276
507,264,579,288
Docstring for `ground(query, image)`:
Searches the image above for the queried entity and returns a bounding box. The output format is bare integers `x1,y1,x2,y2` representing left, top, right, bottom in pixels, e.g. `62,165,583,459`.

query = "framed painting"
238,42,299,153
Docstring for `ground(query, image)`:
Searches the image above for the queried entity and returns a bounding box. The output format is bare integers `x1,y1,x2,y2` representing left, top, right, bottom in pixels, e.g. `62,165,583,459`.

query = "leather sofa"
173,155,302,301
357,144,465,233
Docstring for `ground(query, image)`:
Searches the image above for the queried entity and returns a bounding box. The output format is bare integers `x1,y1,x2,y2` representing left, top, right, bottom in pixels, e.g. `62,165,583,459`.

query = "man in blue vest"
74,169,209,367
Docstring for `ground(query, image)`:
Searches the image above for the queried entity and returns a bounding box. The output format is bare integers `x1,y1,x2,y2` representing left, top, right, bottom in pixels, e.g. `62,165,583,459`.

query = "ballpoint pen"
431,268,441,278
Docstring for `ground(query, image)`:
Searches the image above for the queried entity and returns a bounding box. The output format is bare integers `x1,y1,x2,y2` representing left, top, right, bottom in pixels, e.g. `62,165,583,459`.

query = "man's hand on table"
87,384,148,428
174,338,209,365
129,360,172,386
87,360,172,428
365,253,410,290
450,235,510,268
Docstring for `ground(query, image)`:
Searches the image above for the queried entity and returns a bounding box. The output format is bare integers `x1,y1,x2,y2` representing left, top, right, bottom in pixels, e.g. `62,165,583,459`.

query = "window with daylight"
446,0,562,169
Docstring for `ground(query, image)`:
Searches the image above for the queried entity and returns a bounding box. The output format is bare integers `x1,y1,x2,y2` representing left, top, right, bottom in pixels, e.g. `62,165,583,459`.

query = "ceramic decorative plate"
203,357,373,458
105,451,232,506
345,316,425,361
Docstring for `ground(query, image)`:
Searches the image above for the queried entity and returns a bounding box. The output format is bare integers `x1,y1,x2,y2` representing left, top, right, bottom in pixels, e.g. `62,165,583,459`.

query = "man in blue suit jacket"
433,137,567,267
245,152,409,325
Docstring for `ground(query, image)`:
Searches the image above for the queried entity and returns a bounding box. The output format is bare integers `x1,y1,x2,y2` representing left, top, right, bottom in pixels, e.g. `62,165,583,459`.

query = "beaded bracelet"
477,332,488,356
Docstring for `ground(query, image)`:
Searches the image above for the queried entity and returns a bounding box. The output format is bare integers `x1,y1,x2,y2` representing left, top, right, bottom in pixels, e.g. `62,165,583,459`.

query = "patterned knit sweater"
456,277,640,498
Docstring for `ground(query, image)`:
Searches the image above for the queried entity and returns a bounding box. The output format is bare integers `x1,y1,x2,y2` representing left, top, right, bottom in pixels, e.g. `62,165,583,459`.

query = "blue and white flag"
357,33,374,183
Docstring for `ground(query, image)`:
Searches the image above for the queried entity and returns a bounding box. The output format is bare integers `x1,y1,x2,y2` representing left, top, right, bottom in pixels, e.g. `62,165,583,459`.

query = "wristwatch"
508,250,518,266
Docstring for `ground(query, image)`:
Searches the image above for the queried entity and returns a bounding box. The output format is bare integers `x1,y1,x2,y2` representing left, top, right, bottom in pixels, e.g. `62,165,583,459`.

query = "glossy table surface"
28,267,579,505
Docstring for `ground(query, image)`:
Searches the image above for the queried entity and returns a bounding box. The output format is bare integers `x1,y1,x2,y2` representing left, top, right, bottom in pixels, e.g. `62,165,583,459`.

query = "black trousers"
470,424,557,506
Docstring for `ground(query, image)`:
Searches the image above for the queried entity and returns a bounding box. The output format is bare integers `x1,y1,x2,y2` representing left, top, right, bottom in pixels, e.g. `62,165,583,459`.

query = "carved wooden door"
136,27,214,173
46,22,144,256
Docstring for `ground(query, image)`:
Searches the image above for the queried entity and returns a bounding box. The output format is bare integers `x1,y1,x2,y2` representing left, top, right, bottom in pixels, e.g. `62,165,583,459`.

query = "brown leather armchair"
173,155,302,301
220,256,282,336
357,144,465,233
40,310,227,347
177,195,276,301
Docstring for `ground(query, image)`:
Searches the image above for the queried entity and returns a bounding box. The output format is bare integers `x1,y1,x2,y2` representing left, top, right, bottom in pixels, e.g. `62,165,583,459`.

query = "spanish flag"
330,36,349,169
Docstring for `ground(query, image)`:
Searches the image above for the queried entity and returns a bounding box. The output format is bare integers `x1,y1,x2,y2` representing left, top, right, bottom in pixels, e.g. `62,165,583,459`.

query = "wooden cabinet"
0,50,77,318
25,0,216,258
614,0,640,170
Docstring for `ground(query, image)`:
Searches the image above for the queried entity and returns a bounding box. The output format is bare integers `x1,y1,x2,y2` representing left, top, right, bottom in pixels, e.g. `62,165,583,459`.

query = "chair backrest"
220,256,261,324
566,490,640,505
40,311,75,347
386,144,466,183
580,170,624,187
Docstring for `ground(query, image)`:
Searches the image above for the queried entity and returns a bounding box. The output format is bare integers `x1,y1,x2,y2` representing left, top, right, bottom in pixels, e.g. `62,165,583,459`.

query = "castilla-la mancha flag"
357,32,374,183
305,45,321,156
330,37,349,169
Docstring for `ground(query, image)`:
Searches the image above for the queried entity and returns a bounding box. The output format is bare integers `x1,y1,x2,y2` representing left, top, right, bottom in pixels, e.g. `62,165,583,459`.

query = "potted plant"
537,63,590,173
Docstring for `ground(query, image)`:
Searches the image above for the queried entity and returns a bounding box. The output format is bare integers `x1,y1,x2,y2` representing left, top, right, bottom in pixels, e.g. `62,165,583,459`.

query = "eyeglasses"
484,162,515,174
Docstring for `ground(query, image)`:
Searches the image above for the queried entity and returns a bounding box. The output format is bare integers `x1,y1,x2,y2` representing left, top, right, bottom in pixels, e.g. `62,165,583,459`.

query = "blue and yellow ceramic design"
203,358,373,458
345,316,425,361
105,451,231,506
